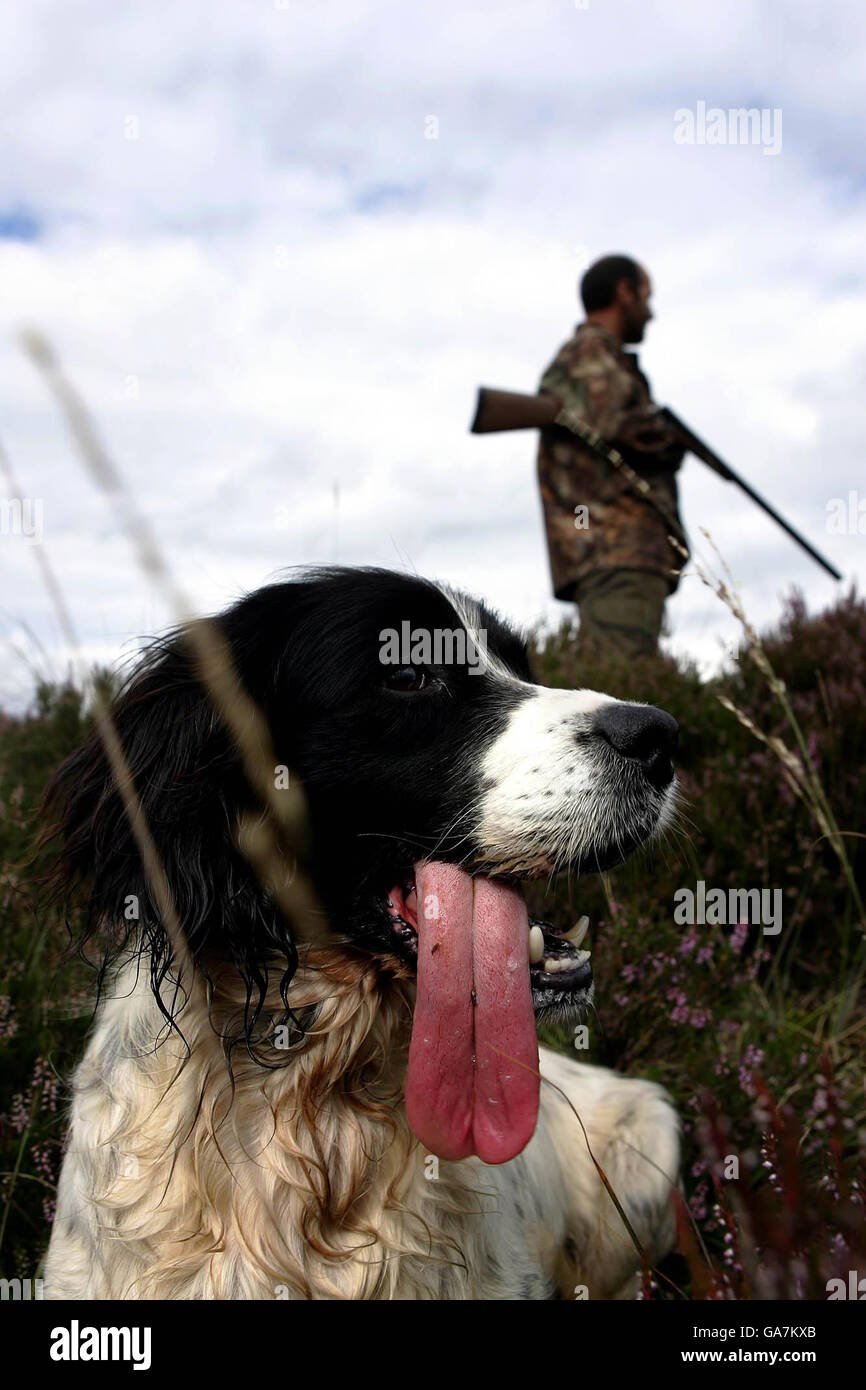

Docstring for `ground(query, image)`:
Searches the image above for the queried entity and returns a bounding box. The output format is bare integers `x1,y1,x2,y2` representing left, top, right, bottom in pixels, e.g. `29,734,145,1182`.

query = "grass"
530,581,866,1298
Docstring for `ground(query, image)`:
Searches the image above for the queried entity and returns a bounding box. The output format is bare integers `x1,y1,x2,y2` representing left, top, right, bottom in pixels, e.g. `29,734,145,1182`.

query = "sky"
0,0,864,709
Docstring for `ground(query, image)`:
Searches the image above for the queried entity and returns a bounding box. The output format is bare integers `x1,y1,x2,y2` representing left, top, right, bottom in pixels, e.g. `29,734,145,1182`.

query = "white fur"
45,956,679,1301
475,686,676,876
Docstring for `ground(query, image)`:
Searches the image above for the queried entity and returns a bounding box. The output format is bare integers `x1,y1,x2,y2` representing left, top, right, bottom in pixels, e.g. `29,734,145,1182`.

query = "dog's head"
44,567,678,1163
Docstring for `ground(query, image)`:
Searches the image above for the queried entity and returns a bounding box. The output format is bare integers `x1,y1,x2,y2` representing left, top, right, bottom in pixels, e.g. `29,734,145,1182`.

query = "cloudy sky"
0,0,863,708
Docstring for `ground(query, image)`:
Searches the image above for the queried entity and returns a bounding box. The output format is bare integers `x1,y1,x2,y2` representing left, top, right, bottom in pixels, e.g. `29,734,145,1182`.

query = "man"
537,254,688,659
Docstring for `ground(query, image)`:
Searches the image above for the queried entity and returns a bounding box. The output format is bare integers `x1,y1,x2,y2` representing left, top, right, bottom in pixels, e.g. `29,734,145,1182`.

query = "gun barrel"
660,408,842,582
470,387,560,434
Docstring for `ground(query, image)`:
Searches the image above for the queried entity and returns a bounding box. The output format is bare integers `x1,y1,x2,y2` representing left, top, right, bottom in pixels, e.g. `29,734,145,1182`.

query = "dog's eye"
384,665,428,693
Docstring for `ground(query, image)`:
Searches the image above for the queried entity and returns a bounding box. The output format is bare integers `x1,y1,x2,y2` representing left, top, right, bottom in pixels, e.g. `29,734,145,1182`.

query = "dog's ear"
41,633,298,1037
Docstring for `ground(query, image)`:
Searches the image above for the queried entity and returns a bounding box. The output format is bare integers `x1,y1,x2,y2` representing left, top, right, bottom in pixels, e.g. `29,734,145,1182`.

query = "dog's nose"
593,702,678,788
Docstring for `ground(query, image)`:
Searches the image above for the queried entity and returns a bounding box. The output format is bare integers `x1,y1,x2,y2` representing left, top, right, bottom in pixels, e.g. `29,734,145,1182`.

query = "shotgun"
470,387,842,581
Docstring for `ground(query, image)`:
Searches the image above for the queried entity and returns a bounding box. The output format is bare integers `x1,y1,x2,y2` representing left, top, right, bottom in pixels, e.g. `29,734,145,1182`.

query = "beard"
622,313,648,344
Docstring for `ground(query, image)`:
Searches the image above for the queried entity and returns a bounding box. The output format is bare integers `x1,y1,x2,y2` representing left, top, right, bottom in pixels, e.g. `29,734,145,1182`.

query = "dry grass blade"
0,435,193,983
690,527,865,940
19,328,326,949
491,1044,682,1283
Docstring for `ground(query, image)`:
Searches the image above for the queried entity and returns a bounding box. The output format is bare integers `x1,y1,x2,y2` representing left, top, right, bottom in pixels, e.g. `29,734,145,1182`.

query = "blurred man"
537,254,687,659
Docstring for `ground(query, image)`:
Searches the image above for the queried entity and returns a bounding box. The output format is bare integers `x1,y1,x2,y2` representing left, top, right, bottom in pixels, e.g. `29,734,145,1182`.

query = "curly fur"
46,951,679,1300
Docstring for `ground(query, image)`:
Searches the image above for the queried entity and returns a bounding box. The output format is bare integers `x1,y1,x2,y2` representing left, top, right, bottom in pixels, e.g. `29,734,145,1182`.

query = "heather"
530,584,866,1298
1,588,864,1297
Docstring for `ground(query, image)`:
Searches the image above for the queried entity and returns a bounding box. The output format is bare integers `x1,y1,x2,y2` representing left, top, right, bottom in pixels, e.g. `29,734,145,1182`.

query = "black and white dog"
44,567,680,1300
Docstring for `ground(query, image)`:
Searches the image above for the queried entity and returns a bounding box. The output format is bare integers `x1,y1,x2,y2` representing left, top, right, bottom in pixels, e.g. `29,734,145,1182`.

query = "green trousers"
571,568,670,660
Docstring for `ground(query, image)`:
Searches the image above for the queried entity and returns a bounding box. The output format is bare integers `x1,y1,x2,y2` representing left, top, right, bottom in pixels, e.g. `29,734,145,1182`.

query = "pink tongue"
405,861,540,1165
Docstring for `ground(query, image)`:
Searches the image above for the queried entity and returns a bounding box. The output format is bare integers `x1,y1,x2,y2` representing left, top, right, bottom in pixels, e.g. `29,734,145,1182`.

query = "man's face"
620,269,653,344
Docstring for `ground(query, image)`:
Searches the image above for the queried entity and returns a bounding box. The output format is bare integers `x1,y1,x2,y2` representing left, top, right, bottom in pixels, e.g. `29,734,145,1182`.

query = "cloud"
0,0,864,709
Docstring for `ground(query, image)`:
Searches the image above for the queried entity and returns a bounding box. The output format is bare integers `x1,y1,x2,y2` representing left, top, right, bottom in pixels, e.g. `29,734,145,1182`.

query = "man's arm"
541,336,683,472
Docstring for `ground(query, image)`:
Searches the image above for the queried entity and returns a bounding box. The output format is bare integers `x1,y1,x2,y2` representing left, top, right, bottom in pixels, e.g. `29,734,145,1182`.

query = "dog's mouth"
387,876,593,1012
386,860,593,1168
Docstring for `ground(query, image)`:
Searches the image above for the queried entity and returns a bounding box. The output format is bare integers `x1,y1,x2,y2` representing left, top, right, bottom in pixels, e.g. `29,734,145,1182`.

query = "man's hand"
616,408,676,451
615,408,685,470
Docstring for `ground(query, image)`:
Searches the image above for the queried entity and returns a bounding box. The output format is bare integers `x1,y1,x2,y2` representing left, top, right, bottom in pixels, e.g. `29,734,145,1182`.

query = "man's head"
580,254,653,345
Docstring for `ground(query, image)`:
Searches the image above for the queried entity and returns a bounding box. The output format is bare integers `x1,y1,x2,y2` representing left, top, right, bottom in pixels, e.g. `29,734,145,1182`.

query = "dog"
42,567,680,1300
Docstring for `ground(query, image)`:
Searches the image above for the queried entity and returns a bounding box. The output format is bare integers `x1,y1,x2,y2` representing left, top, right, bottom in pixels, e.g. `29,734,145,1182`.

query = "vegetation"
531,583,866,1298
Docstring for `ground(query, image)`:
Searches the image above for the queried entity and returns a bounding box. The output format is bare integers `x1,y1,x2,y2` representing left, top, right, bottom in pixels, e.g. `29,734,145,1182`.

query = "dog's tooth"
563,915,590,948
541,950,592,976
528,925,544,964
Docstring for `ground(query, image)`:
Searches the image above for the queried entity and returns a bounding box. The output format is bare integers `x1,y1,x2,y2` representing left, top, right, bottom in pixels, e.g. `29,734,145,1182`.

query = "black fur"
41,567,533,1048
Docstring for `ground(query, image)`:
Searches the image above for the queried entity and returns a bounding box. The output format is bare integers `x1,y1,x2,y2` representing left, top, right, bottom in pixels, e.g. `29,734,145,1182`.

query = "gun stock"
470,387,560,434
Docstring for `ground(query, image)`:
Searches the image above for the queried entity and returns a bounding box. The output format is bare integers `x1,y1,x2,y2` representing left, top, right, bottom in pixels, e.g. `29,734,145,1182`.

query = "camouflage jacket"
537,322,689,598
